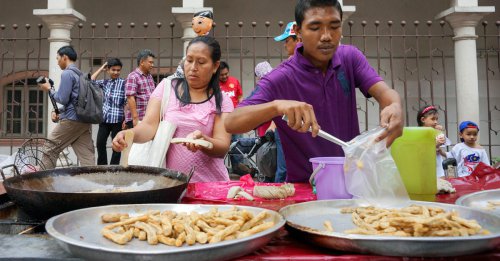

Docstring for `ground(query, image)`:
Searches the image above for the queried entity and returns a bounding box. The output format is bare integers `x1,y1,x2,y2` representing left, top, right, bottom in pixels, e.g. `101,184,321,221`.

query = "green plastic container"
391,127,437,201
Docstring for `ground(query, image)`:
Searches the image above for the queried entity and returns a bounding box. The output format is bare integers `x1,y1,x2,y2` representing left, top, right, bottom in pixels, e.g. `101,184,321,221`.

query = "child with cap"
416,105,451,178
274,21,300,58
447,121,490,177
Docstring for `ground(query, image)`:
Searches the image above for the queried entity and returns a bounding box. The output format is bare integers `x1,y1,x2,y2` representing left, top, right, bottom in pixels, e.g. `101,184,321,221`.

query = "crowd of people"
37,0,493,183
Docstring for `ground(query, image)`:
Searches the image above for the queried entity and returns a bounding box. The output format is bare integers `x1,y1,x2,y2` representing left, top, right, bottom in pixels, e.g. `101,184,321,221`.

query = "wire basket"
14,138,73,174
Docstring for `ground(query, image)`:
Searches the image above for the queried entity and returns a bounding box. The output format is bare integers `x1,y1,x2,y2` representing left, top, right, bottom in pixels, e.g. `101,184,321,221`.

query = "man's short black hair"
219,61,229,71
295,0,343,28
106,58,123,68
57,46,77,61
137,49,155,66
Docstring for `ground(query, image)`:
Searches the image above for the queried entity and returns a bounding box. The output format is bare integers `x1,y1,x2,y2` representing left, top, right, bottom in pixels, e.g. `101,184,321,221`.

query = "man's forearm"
379,88,401,109
225,101,279,134
127,96,138,120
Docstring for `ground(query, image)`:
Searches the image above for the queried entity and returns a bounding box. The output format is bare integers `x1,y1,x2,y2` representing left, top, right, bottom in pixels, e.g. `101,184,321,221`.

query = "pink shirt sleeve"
150,78,168,100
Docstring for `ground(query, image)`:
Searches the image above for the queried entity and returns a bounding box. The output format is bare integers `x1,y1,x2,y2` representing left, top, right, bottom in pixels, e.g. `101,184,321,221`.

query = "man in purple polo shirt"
125,49,156,128
225,0,403,182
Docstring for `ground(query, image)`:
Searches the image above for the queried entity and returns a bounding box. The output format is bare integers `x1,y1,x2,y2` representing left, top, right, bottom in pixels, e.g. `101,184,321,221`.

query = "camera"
36,76,60,115
36,76,54,87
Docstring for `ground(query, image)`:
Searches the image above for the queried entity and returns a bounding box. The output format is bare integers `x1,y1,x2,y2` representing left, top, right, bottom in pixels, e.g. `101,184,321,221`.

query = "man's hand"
132,117,139,127
376,102,404,146
38,80,51,92
51,111,59,123
275,100,320,137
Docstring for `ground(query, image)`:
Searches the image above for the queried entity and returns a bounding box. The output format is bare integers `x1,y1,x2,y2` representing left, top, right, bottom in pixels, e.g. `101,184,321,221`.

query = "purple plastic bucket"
309,157,352,200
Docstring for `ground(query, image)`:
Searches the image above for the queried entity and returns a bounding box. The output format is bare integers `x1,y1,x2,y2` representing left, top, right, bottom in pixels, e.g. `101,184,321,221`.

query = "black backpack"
69,68,104,123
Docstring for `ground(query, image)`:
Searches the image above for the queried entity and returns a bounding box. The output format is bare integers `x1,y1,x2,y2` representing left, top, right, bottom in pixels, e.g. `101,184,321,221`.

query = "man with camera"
38,45,96,169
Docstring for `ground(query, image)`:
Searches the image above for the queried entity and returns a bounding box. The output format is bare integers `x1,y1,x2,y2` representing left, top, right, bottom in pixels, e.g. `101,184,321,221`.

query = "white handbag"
128,77,177,167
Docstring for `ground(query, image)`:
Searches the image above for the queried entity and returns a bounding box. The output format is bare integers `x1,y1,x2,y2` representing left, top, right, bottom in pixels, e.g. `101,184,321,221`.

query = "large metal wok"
2,165,193,220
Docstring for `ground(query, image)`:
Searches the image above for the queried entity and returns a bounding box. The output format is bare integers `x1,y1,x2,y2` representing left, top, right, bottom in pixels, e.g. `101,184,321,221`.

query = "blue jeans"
274,131,287,182
230,134,244,168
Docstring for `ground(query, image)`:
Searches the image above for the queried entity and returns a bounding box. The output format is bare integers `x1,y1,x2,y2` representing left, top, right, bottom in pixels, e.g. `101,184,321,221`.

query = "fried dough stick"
240,211,268,231
101,213,130,223
101,228,134,245
134,221,159,245
209,224,240,243
237,222,274,239
104,215,149,230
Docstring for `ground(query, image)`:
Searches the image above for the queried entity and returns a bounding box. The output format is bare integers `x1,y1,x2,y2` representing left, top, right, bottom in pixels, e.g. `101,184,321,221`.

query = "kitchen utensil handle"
186,166,195,183
0,164,20,180
317,130,350,147
309,163,325,186
281,115,349,147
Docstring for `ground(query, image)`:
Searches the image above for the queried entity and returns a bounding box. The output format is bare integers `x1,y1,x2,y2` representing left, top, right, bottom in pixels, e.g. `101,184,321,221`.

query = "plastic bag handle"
309,163,325,186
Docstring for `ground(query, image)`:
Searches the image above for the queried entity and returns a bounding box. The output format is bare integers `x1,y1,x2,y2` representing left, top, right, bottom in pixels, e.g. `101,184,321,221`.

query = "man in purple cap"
225,0,404,182
275,21,301,58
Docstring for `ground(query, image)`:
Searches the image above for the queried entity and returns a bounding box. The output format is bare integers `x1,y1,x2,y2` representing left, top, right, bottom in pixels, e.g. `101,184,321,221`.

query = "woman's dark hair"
416,105,438,126
57,46,77,61
106,58,123,68
176,36,223,113
295,0,343,28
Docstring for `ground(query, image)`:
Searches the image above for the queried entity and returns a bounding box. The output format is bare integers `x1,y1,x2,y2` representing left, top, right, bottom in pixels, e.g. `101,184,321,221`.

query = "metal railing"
0,19,498,160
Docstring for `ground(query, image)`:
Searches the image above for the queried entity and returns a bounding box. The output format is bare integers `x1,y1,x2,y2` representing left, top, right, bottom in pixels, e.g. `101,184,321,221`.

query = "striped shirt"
125,68,156,122
95,78,126,123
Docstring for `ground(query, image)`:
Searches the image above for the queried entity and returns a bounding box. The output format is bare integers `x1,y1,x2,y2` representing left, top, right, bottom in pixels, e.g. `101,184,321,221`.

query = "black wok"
2,165,193,220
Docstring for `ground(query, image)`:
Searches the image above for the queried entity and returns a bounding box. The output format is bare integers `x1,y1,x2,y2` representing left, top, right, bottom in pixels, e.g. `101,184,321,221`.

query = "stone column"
338,0,356,21
436,1,494,127
33,0,86,133
172,0,212,56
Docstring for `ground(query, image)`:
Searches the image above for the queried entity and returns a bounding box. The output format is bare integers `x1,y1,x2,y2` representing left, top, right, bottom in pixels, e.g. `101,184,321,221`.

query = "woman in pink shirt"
113,36,232,182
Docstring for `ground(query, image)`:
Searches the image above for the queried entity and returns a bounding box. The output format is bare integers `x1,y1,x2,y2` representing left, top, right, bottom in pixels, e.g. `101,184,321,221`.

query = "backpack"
69,68,104,123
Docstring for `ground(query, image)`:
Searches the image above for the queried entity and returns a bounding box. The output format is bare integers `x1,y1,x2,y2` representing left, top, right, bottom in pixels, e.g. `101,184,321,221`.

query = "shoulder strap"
159,77,172,121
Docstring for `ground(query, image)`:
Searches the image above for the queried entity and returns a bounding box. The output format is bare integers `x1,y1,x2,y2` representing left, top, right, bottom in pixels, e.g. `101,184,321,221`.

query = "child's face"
107,65,122,79
421,113,439,128
460,128,479,146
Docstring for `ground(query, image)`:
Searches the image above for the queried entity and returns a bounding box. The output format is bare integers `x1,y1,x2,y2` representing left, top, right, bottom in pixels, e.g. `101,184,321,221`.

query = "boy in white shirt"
447,121,490,177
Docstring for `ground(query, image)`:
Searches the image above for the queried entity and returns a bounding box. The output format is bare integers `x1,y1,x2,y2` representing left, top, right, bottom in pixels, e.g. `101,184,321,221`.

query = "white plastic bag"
128,78,177,167
343,127,409,206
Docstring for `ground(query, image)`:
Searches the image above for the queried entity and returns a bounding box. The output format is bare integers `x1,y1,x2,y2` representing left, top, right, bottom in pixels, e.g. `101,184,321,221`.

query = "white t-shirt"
447,143,490,177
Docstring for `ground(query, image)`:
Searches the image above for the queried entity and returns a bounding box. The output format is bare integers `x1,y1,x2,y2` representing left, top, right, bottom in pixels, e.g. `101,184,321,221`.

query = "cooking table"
182,183,500,261
0,182,498,260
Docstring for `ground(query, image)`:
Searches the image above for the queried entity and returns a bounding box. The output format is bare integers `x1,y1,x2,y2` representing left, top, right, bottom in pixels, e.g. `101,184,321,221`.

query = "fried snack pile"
340,205,490,237
100,207,274,246
485,201,500,211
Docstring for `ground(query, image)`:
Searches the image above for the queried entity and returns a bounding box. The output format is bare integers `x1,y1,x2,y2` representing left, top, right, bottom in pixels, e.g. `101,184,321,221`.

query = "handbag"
128,77,177,167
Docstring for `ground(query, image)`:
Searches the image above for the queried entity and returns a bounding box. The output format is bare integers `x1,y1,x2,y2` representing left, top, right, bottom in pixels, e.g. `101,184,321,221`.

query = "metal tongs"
281,115,350,148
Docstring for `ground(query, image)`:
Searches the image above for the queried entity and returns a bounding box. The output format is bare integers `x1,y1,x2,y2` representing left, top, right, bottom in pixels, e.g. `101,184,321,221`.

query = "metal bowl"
279,199,500,257
46,203,285,261
456,189,500,216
